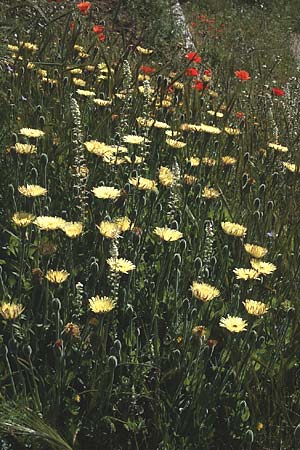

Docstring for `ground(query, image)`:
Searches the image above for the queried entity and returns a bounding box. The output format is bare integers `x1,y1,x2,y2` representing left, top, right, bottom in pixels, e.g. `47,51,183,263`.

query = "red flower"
93,25,104,34
185,52,201,64
272,87,284,97
98,33,105,42
76,2,91,14
204,68,212,77
185,67,198,77
140,65,156,74
69,21,76,31
234,70,251,81
236,111,245,119
192,80,204,91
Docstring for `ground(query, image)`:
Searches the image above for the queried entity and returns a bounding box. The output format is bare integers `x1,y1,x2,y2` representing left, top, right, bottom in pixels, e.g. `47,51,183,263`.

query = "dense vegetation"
1,1,300,449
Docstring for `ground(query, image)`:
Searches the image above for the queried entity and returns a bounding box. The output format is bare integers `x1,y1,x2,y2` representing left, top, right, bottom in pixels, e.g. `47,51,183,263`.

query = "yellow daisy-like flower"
19,128,45,138
8,44,19,52
12,212,35,227
93,98,112,106
159,166,175,187
173,81,184,90
89,295,116,314
165,130,180,137
18,184,47,197
0,302,25,320
129,177,157,191
62,221,83,238
268,142,288,153
114,216,133,232
76,89,96,97
187,156,200,167
180,123,201,132
283,162,299,173
136,45,153,55
15,143,37,154
154,227,183,242
45,270,70,284
221,156,237,166
84,140,114,158
34,216,66,231
122,135,149,145
20,41,38,52
207,110,224,118
233,268,260,280
221,221,247,238
224,127,241,136
183,174,198,185
107,257,136,274
69,68,83,75
202,157,216,167
202,186,220,199
198,123,222,135
97,221,120,239
191,282,220,302
219,315,247,333
244,244,268,259
165,138,186,149
250,259,277,275
136,118,171,129
72,77,86,87
243,299,269,316
92,186,121,200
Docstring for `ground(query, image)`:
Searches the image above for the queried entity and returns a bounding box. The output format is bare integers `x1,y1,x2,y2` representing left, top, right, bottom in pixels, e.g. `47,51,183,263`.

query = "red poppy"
76,2,91,14
185,67,198,77
236,111,245,119
272,87,284,97
235,70,251,81
93,25,104,34
192,80,204,91
185,52,202,64
140,65,155,74
98,33,105,42
204,68,212,77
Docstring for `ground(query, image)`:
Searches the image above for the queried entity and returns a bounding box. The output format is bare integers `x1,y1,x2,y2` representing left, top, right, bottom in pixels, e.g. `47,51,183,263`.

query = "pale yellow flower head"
18,184,47,197
19,128,45,138
283,162,299,173
12,212,35,227
166,138,186,149
97,221,120,239
89,295,116,314
92,186,121,200
154,227,183,242
34,216,66,231
221,156,237,166
191,282,220,302
62,222,83,238
187,156,200,167
250,259,276,275
183,174,198,185
233,268,260,280
243,299,269,316
76,89,96,97
136,45,153,55
219,315,248,333
207,110,224,118
198,123,222,135
45,270,70,284
129,177,157,191
224,127,241,136
0,302,25,320
244,244,268,259
73,77,86,87
93,98,112,106
114,216,133,232
123,135,149,145
221,221,247,238
159,166,175,187
202,186,220,199
15,143,37,154
268,142,288,153
107,257,136,274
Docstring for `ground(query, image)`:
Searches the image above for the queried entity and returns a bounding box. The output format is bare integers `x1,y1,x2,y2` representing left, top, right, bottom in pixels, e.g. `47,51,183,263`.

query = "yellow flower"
89,295,116,314
187,156,200,167
64,322,80,337
207,110,224,118
202,186,220,199
244,244,268,259
114,216,133,232
62,222,83,238
12,212,35,227
136,45,153,55
8,44,19,52
173,81,184,90
84,140,114,157
221,221,247,238
129,177,157,191
257,422,264,431
159,166,175,187
166,138,186,149
198,123,222,135
123,135,149,145
250,259,276,275
69,68,83,75
180,123,201,132
18,184,47,197
221,156,237,166
192,325,206,338
268,142,288,153
20,41,38,52
93,98,112,106
97,221,120,239
73,77,86,87
92,186,121,200
165,130,180,137
0,302,25,320
243,299,269,316
233,268,260,280
76,89,96,97
219,315,248,333
202,157,216,167
19,128,45,138
283,162,299,173
191,282,220,302
107,257,136,274
15,143,37,154
183,174,198,185
224,127,241,135
34,216,66,231
154,227,183,242
45,270,70,284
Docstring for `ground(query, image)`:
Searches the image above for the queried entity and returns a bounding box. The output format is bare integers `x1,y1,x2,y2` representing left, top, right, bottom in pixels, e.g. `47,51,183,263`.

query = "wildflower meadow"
1,0,300,449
